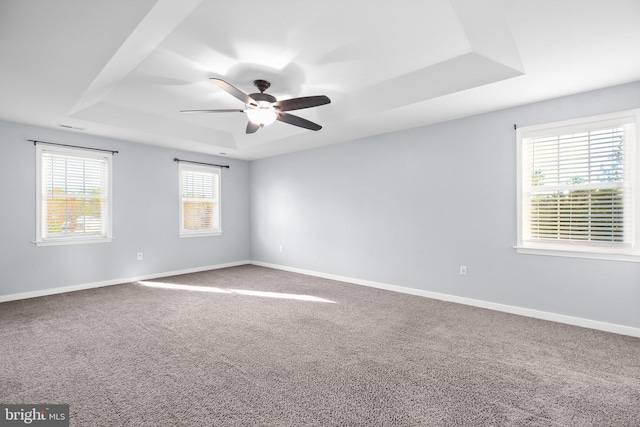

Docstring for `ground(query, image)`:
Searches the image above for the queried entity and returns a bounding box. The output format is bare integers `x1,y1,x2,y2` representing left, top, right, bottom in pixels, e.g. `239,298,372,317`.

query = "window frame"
515,108,640,262
178,162,222,237
35,145,113,246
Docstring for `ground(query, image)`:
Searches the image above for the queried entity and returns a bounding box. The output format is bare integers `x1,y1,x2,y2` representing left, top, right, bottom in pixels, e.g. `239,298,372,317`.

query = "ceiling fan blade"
180,109,244,113
210,78,256,106
274,95,331,112
277,112,322,131
246,121,261,134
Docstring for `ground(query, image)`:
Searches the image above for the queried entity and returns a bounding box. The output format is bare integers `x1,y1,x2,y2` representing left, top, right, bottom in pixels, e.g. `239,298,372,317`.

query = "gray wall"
0,120,250,296
2,82,639,329
250,81,640,329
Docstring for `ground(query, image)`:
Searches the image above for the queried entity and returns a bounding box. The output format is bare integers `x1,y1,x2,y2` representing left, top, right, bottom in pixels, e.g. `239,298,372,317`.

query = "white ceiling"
1,0,639,160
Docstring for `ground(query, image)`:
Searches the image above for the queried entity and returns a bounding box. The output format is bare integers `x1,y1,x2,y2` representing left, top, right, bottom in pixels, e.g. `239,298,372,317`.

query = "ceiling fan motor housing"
249,92,277,103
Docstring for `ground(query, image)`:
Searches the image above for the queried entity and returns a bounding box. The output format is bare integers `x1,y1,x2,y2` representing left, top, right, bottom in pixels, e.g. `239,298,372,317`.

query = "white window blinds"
517,109,639,261
179,163,221,236
36,146,112,244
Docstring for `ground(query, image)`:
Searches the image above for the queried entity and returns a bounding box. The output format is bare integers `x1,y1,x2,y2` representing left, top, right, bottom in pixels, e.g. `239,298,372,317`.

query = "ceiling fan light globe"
246,106,277,126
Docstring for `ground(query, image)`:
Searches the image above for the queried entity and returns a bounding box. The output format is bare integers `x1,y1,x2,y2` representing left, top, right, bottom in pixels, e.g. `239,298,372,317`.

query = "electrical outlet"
279,245,284,253
459,265,467,276
137,252,143,261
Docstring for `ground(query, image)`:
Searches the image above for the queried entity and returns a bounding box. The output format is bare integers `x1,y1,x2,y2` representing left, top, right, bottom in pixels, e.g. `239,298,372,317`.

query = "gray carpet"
1,265,639,426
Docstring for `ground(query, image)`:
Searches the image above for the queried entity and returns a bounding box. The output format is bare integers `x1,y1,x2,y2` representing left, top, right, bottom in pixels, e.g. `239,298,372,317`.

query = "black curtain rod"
29,139,118,154
174,158,230,169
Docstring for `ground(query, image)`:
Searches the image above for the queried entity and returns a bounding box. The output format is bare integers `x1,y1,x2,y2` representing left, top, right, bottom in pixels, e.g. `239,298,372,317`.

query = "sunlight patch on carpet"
138,281,230,293
227,289,335,303
137,281,335,303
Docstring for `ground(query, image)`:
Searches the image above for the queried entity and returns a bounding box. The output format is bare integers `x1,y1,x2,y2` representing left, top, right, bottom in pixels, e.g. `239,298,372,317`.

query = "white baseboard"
0,260,251,303
250,261,640,338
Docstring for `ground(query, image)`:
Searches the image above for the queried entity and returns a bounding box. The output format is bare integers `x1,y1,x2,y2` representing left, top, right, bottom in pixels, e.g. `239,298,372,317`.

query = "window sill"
514,246,640,263
179,231,222,238
34,237,113,247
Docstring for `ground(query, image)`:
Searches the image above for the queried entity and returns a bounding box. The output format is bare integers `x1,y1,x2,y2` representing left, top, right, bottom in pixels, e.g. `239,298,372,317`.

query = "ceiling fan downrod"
253,79,271,93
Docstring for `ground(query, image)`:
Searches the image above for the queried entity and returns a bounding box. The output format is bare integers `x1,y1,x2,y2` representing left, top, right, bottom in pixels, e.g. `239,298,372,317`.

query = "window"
179,163,221,236
516,109,640,262
36,145,113,246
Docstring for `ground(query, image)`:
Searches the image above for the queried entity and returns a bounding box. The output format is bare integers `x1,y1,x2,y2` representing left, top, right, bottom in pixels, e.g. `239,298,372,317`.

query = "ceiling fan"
181,78,331,134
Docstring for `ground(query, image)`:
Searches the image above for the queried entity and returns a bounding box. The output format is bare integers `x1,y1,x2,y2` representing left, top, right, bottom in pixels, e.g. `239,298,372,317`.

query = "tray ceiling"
1,0,639,159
